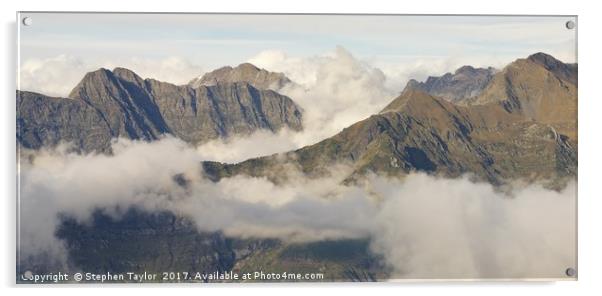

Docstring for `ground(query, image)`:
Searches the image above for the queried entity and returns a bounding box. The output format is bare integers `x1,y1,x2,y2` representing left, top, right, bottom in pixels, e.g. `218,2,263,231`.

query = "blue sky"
17,13,577,96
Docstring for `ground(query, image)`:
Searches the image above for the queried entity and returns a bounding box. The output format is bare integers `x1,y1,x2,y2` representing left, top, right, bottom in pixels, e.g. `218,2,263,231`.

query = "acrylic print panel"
16,13,577,283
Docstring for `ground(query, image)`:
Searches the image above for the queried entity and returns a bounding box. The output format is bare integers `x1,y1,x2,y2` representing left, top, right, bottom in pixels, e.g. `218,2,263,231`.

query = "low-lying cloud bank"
19,137,575,279
370,176,576,279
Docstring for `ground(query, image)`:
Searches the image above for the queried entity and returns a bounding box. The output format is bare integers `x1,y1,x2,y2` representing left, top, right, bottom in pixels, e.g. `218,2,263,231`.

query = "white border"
2,0,601,295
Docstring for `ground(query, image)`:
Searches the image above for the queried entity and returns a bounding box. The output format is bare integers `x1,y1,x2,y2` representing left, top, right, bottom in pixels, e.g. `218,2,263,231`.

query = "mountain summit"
403,66,496,103
189,63,292,90
527,52,577,84
467,53,577,139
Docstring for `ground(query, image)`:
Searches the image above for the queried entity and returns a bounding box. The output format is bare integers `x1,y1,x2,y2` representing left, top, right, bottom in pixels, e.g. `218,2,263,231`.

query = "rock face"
17,66,302,152
68,68,171,142
189,63,292,91
205,53,577,187
148,79,302,143
17,91,114,152
404,65,496,103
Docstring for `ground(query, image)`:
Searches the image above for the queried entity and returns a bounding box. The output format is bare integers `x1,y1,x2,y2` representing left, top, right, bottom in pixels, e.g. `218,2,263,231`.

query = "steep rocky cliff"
17,91,114,152
17,66,302,152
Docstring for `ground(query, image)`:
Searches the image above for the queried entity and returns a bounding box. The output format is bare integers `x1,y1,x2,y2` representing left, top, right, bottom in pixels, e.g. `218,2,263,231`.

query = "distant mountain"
17,66,303,152
204,53,577,187
403,65,496,103
189,63,292,91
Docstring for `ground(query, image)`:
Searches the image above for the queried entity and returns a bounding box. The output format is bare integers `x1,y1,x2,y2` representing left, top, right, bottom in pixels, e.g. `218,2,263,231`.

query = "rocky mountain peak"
189,63,291,90
526,52,577,84
404,79,421,88
237,62,261,71
380,88,440,114
78,67,113,81
454,65,476,75
112,67,145,85
465,54,577,139
68,68,119,100
402,65,496,103
527,52,562,67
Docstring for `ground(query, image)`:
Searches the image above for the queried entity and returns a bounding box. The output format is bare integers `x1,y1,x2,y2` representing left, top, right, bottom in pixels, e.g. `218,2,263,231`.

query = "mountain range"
204,52,577,188
17,52,578,281
18,65,302,152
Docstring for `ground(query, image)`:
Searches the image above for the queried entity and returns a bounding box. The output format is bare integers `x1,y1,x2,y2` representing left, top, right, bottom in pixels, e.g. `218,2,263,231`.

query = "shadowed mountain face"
188,63,292,91
17,66,302,152
53,209,383,282
205,53,577,187
17,91,114,152
403,66,497,103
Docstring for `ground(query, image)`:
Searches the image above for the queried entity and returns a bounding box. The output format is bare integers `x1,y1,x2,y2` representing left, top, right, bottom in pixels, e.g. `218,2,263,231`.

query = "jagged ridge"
18,66,303,152
403,65,497,103
205,53,577,187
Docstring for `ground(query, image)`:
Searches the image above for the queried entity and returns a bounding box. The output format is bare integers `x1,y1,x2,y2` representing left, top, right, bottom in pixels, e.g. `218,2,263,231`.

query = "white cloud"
195,129,300,163
116,56,202,85
19,137,576,279
194,46,399,163
370,175,576,279
248,49,321,86
199,47,525,163
19,55,88,97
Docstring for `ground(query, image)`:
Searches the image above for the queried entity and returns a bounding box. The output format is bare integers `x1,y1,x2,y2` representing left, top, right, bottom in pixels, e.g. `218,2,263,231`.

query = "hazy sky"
18,13,577,96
